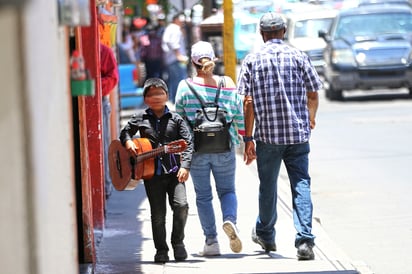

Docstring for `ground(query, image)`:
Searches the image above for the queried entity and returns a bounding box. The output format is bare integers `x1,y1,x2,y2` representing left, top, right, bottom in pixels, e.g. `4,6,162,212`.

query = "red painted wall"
81,0,105,231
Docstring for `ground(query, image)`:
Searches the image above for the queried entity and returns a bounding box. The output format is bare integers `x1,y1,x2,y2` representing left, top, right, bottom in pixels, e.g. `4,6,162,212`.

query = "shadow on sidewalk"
80,184,147,274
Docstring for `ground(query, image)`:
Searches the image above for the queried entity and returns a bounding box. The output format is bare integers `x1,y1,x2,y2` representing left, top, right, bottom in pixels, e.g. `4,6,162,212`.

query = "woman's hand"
177,167,190,183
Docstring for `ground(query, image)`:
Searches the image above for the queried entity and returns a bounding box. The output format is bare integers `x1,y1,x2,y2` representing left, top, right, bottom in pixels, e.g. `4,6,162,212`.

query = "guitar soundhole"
129,156,136,179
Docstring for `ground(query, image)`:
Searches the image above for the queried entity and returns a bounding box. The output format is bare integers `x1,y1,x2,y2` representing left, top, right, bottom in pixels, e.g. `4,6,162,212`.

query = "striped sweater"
175,78,245,147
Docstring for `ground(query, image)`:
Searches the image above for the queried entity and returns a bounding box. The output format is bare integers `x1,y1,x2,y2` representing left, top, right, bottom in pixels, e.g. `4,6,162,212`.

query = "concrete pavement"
80,149,366,274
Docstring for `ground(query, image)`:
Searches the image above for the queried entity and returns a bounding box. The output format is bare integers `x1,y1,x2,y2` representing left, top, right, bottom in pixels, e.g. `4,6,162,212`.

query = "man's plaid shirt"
237,39,322,145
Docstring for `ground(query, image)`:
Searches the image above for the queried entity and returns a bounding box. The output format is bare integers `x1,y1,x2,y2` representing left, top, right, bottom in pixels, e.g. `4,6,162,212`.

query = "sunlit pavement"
80,146,370,274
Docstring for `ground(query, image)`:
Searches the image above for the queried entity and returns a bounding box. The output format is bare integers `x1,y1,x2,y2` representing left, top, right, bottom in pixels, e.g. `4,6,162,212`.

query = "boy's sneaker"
297,242,315,260
173,244,188,261
222,220,242,253
251,227,277,253
154,250,169,263
199,242,221,256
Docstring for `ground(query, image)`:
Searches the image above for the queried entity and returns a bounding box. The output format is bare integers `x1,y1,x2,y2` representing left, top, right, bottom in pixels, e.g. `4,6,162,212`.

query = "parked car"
118,63,144,109
320,4,412,100
284,8,337,75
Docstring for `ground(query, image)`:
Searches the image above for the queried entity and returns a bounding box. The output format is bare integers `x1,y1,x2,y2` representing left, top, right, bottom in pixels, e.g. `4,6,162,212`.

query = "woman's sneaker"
199,242,221,256
223,220,242,253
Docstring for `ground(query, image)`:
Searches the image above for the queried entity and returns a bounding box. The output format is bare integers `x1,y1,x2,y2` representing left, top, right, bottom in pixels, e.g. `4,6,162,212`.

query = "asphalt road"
309,88,412,274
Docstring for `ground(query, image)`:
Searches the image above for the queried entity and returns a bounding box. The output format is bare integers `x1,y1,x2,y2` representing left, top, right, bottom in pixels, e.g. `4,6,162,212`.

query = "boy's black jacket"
119,108,193,173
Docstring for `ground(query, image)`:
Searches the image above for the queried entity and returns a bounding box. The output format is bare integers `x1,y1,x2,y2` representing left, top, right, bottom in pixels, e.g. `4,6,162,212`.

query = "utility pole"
222,0,236,82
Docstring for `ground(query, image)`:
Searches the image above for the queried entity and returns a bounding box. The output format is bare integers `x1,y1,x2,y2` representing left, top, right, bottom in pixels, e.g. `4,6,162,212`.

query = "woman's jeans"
144,174,188,251
255,141,315,248
190,149,238,241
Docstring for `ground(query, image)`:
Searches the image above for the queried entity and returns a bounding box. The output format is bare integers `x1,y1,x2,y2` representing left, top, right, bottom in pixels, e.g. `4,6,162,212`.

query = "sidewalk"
81,151,364,274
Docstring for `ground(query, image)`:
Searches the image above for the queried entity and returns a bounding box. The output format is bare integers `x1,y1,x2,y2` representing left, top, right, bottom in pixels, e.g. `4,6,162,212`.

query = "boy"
119,78,193,263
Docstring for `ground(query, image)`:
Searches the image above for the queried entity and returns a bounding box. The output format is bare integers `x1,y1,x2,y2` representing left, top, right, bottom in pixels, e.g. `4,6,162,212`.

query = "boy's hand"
177,167,190,183
125,140,138,156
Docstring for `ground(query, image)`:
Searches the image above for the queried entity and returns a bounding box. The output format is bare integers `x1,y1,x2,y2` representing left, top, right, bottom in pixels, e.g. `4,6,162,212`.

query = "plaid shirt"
237,39,322,145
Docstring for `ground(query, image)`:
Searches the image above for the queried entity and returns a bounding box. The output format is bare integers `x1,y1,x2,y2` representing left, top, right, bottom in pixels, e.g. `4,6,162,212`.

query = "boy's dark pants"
144,174,189,252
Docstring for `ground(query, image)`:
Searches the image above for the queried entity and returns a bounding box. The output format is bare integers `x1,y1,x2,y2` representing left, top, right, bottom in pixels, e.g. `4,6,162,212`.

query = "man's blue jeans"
255,141,315,247
190,149,238,241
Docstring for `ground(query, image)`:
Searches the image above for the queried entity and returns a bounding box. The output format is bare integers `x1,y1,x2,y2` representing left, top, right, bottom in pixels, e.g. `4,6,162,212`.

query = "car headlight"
331,48,356,66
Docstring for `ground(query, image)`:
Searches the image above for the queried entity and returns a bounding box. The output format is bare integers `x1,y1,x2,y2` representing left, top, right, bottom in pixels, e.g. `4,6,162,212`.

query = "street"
310,88,412,274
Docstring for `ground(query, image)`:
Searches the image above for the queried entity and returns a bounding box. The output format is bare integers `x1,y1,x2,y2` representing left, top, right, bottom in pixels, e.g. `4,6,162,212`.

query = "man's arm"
243,95,256,165
307,91,319,130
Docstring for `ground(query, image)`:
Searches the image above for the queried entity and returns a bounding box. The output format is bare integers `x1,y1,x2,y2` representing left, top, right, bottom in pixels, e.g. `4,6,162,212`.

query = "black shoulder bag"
184,77,231,153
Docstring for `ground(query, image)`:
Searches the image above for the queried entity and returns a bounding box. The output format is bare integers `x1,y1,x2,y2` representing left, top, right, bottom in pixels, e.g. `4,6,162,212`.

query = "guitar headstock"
165,139,187,153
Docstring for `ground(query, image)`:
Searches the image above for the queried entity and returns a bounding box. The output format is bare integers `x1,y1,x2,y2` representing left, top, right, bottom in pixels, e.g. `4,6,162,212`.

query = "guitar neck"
136,146,167,162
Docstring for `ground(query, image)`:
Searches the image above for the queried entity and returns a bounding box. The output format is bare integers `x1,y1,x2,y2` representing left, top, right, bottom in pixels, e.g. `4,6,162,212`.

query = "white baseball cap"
191,41,216,66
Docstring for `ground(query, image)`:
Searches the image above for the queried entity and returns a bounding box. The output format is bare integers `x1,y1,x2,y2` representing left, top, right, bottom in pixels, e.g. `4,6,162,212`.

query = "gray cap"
259,12,286,32
143,78,168,97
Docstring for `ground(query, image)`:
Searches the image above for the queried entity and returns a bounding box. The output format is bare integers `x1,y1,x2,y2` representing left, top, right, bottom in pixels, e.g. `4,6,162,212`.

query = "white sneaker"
223,220,242,253
199,242,221,256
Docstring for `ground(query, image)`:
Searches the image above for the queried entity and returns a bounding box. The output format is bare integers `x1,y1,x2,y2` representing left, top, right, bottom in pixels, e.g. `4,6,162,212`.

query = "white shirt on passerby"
162,22,186,66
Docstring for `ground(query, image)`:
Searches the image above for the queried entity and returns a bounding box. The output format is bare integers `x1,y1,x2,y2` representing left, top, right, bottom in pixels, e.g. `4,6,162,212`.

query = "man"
237,12,321,260
162,12,188,103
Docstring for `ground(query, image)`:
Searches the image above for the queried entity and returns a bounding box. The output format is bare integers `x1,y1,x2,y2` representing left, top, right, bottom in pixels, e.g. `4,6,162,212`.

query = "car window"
335,13,412,38
294,18,334,38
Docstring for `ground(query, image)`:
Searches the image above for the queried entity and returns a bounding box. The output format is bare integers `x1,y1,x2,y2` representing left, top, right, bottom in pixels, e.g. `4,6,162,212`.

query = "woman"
175,41,245,256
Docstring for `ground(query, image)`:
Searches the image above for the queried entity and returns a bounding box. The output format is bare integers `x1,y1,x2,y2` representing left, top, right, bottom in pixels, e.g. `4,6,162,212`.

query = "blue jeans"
190,149,238,240
166,61,187,103
255,141,315,247
102,96,112,198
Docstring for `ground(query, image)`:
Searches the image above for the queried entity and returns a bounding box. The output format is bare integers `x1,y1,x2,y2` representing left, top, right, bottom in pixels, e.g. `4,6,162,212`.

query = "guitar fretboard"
136,146,166,162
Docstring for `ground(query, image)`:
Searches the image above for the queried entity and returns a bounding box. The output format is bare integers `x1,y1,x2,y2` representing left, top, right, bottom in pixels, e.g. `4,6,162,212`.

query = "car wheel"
408,88,412,98
325,86,343,101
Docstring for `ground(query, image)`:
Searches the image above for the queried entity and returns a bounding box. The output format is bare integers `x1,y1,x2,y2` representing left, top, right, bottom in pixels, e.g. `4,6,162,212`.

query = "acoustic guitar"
108,138,187,191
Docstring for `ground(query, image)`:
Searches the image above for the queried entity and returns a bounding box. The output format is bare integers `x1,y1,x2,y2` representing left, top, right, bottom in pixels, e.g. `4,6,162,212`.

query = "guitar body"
131,138,155,180
108,138,154,191
108,138,187,191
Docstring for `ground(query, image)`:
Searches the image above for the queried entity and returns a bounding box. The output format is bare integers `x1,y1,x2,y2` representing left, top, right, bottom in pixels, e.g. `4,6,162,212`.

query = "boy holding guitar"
119,78,193,263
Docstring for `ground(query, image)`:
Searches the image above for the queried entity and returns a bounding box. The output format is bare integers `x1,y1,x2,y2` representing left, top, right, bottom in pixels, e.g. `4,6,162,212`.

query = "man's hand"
243,141,256,165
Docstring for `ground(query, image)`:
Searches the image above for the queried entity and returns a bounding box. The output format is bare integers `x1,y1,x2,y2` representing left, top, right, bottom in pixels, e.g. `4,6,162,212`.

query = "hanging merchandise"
70,50,87,80
70,50,95,96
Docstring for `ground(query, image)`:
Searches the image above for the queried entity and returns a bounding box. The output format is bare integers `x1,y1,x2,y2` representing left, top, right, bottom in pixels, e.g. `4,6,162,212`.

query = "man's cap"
191,41,216,66
143,78,168,97
259,12,287,32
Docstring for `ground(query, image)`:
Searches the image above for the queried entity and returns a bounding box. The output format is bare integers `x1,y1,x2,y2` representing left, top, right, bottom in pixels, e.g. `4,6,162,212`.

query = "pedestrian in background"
119,78,193,263
237,12,321,260
100,43,119,199
140,22,164,79
175,41,245,256
162,12,188,103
